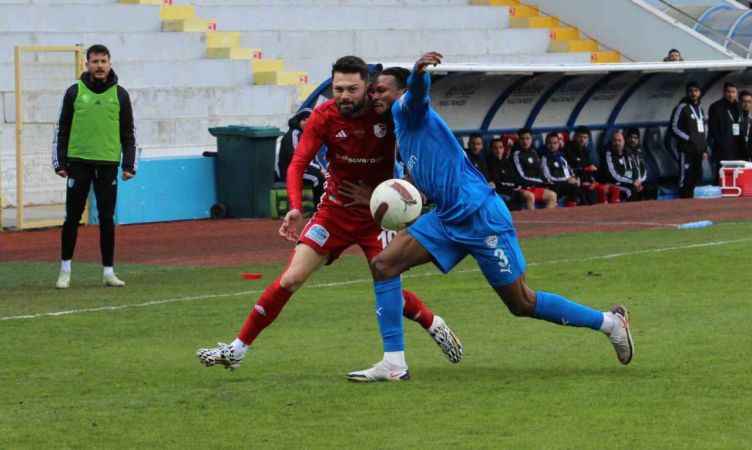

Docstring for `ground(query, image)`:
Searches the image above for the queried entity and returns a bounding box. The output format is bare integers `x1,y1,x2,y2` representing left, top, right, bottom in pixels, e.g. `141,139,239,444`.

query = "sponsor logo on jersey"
335,130,348,139
373,123,387,138
304,224,330,247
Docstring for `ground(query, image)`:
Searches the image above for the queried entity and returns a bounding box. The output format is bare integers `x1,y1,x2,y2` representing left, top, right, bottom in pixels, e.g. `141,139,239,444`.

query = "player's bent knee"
369,255,400,281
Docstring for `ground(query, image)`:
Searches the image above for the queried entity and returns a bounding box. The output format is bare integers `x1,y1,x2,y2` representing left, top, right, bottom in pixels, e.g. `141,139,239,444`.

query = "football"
369,179,423,231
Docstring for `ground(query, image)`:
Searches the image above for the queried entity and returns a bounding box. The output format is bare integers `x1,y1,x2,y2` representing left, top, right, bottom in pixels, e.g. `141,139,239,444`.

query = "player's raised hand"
339,180,372,207
414,52,443,74
279,209,303,242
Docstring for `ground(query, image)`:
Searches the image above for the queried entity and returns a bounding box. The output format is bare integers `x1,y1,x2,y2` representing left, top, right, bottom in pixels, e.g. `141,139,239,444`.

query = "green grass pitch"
1,223,751,449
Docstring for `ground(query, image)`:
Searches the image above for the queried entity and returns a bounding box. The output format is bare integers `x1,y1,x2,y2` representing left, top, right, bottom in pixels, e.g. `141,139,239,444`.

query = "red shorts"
523,187,547,203
298,203,394,264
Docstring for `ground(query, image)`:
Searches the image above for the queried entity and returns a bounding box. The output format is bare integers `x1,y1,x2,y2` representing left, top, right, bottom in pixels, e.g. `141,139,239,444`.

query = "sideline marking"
3,238,751,321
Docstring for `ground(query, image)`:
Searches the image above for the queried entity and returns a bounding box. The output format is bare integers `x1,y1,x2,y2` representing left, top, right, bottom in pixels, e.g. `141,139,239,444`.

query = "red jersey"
287,100,395,218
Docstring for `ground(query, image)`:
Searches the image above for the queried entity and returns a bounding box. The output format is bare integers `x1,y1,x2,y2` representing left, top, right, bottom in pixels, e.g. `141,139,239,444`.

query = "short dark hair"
380,67,410,90
573,125,591,136
332,55,368,80
668,48,680,55
469,133,483,142
545,132,561,143
740,90,752,100
517,127,533,137
724,82,737,91
86,44,110,61
625,127,640,139
490,137,504,145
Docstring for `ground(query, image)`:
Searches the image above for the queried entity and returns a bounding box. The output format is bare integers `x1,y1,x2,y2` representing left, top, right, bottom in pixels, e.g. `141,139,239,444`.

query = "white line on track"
3,237,751,322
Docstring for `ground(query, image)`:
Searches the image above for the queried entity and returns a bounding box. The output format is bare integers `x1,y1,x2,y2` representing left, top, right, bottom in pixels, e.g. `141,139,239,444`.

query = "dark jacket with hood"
563,140,597,184
671,92,708,156
487,154,522,196
708,97,742,162
276,108,312,182
53,70,136,173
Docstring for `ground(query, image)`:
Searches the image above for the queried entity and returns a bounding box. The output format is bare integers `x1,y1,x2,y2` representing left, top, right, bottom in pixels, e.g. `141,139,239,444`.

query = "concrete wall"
527,0,737,61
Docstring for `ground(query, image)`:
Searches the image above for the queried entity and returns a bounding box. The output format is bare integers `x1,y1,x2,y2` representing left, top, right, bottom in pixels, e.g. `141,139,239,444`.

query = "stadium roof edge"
378,60,752,74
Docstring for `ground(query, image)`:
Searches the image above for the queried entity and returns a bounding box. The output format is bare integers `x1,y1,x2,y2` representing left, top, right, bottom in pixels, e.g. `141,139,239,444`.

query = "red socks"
237,277,293,345
402,289,435,330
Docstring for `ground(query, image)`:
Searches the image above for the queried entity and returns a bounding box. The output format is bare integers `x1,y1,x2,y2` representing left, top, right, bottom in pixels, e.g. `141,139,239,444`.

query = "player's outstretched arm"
402,52,442,120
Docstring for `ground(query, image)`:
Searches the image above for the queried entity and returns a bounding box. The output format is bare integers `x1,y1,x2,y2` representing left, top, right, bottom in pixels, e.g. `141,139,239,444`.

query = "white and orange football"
369,179,423,231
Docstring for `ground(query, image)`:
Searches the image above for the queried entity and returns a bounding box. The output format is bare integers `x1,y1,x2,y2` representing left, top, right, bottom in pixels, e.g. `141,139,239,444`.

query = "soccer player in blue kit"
347,53,634,382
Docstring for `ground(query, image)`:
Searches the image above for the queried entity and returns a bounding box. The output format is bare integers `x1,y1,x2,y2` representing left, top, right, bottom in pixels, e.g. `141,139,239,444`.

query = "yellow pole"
14,46,24,230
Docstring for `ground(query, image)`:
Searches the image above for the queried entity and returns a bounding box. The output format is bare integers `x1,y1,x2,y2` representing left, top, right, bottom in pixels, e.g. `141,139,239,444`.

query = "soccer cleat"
346,359,410,382
56,271,71,289
103,273,125,287
606,305,634,365
196,342,245,371
428,315,463,364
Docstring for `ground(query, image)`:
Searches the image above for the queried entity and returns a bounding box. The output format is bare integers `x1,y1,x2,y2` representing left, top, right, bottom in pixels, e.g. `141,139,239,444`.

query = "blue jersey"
392,70,497,224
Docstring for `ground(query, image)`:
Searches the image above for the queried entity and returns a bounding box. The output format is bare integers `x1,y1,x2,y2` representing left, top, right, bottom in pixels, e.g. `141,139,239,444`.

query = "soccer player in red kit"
197,57,462,377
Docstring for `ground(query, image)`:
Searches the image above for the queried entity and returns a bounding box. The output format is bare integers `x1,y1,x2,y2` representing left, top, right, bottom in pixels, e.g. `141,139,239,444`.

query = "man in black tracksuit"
52,45,136,289
276,108,326,206
670,81,708,198
465,134,491,182
512,128,557,208
738,90,752,162
563,126,601,205
604,131,641,201
624,128,656,201
708,82,743,167
486,137,534,210
541,133,580,206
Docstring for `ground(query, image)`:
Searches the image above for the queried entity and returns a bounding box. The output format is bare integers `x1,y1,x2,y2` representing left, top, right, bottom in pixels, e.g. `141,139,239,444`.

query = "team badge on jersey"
305,224,330,247
373,123,387,138
485,235,498,249
67,178,75,189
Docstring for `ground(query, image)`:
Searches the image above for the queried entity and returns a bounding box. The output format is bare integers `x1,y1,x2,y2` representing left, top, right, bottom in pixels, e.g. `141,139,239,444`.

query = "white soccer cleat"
196,342,245,371
606,305,634,365
346,359,410,382
55,271,71,289
103,273,125,287
428,315,463,364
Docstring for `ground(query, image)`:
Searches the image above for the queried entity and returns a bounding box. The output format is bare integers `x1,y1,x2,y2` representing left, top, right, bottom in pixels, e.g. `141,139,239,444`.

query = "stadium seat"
644,127,680,198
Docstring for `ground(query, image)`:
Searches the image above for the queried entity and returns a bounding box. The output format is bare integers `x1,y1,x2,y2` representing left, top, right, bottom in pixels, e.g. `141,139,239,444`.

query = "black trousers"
61,161,118,266
679,152,703,199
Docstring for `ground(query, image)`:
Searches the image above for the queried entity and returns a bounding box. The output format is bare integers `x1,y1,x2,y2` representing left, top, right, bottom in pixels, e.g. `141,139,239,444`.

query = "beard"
336,97,366,117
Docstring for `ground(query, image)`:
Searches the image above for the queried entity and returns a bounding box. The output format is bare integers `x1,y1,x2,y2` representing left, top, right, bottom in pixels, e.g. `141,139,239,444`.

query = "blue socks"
533,291,603,330
373,277,405,352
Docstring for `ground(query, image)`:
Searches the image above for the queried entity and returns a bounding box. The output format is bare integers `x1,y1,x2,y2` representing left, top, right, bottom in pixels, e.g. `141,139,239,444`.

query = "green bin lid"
209,125,282,138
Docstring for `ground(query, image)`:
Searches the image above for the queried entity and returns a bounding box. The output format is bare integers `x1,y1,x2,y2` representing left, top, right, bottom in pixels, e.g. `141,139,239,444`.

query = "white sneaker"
196,342,245,371
103,273,125,287
347,359,410,382
606,305,634,365
428,315,463,364
56,271,71,289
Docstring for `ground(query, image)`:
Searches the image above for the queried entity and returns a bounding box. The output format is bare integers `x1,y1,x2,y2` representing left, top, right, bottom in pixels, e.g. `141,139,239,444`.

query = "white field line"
515,220,679,228
2,237,751,322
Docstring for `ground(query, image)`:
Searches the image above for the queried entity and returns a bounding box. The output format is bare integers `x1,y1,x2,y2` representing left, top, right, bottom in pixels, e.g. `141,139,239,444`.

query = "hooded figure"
276,108,326,206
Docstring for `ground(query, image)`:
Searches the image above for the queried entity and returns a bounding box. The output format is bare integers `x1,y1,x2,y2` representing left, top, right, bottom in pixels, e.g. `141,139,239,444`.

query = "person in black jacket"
708,82,743,167
465,134,492,183
737,90,752,162
276,108,326,206
512,128,557,208
604,131,642,201
541,133,580,206
52,44,136,289
487,137,534,210
624,128,657,201
670,81,709,198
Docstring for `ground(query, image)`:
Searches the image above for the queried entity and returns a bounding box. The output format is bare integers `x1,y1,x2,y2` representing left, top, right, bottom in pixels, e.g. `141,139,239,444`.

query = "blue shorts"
407,196,526,287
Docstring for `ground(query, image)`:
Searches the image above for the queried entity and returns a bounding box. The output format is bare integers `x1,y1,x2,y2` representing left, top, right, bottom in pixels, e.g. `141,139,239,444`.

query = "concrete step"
196,5,510,31
0,32,207,64
0,58,253,91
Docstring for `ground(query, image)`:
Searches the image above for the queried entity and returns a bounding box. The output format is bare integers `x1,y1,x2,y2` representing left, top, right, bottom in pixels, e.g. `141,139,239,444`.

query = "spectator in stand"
604,130,644,201
624,128,657,201
738,90,752,161
663,49,683,62
465,134,492,184
276,108,326,206
512,128,557,208
708,82,742,166
671,81,709,198
487,137,535,210
541,133,580,207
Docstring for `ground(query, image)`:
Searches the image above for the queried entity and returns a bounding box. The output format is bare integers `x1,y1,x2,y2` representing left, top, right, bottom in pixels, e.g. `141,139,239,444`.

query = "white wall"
527,0,737,61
